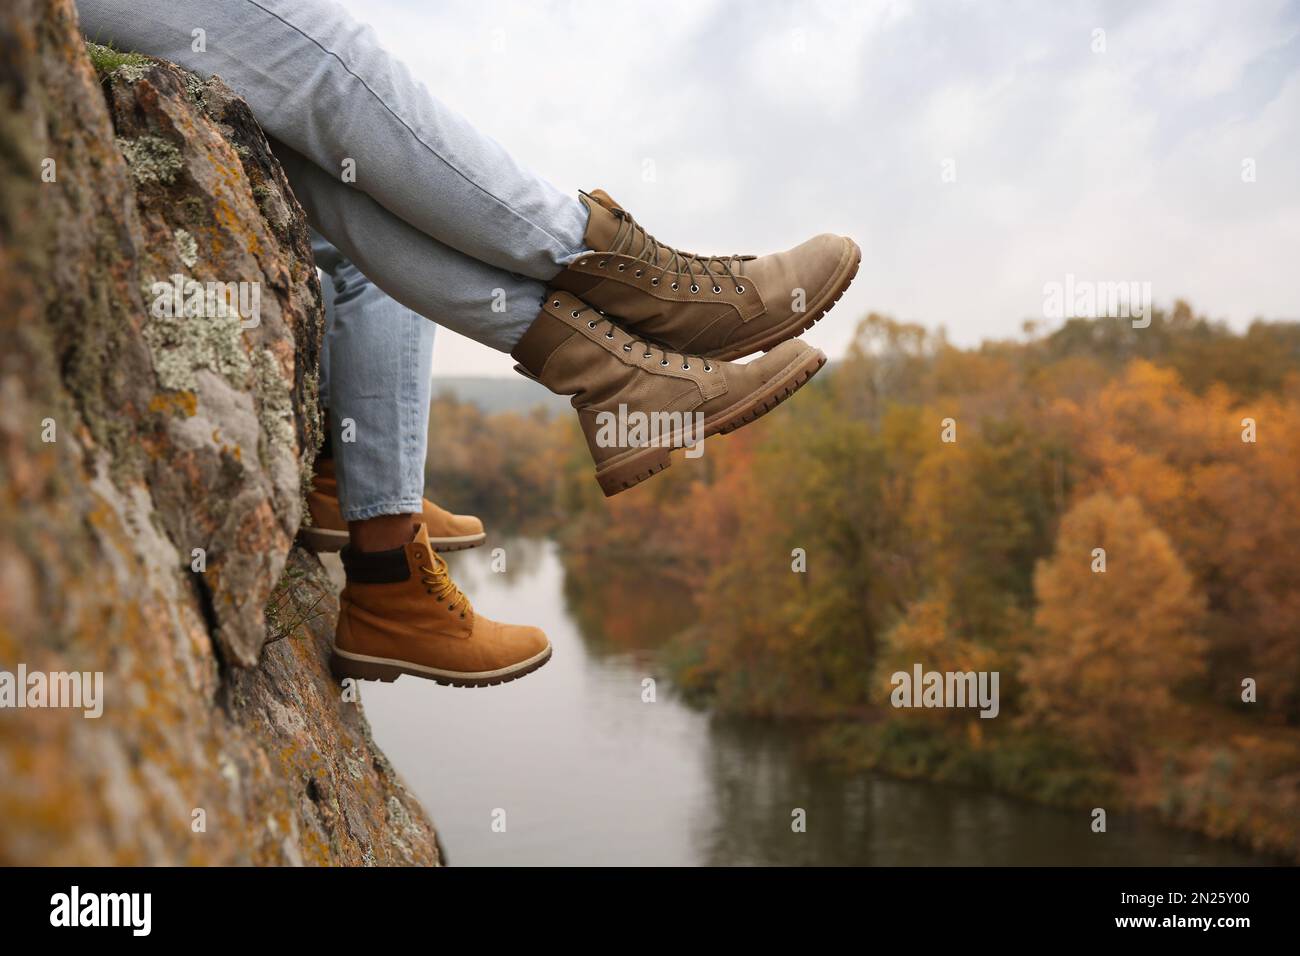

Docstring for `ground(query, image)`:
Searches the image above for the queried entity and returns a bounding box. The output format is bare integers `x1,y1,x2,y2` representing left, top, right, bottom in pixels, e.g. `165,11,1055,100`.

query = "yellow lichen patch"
300,823,333,867
148,390,198,418
211,196,263,258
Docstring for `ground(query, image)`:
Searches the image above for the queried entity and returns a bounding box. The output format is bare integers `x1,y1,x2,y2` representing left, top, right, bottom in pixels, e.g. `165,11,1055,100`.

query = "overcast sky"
331,0,1300,377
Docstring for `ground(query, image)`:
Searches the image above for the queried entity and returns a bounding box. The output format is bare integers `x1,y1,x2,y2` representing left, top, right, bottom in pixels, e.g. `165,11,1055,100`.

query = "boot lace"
601,208,749,296
555,299,715,372
420,551,472,622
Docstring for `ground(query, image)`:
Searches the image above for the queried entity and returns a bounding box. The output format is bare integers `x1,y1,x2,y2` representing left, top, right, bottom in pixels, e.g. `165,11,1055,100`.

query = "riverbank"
810,715,1298,864
656,608,1300,863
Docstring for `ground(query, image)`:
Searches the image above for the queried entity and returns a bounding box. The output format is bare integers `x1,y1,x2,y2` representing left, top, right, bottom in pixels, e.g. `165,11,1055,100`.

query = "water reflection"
693,719,1271,866
559,545,695,659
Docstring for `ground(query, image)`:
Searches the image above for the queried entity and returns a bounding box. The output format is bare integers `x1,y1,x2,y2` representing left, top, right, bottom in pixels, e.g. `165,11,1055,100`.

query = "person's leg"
306,230,547,687
75,0,588,279
279,143,829,501
279,142,542,354
312,229,427,553
306,230,484,553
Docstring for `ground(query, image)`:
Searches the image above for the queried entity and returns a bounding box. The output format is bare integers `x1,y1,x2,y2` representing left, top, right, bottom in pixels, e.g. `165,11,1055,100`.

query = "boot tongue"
586,188,623,213
410,522,433,553
580,188,678,269
578,188,738,276
579,189,625,249
411,523,475,624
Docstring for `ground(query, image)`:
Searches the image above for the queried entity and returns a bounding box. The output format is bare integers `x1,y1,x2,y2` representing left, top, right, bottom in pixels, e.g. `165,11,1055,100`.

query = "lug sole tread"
330,645,552,688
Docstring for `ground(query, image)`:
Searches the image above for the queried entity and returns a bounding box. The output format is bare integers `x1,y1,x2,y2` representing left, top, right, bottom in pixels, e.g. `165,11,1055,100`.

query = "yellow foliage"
1022,493,1206,759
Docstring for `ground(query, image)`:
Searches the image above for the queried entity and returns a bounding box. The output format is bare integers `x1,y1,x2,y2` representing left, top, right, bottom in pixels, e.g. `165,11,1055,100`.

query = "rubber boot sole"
593,346,827,497
707,238,861,362
300,527,486,554
330,643,552,688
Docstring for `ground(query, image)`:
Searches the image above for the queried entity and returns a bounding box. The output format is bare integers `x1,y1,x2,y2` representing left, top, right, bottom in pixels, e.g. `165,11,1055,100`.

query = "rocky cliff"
0,0,439,864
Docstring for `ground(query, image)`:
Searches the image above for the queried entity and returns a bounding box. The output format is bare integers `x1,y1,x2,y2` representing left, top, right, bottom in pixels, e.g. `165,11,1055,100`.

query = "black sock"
340,545,410,583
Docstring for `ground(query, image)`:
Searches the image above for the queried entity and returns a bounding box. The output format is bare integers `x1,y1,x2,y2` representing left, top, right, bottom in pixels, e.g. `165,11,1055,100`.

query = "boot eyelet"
682,362,690,370
671,282,679,291
704,363,713,372
587,321,598,329
617,263,626,271
426,588,434,594
597,260,607,268
570,310,580,318
660,359,669,366
712,286,722,294
634,270,643,277
735,285,745,294
690,284,700,294
460,613,466,619
622,344,632,352
643,352,653,359
605,331,615,339
579,259,589,266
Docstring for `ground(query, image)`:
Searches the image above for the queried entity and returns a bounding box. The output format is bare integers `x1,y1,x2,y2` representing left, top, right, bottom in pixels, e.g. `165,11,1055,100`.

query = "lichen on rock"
141,275,253,391
115,133,183,185
0,0,439,865
174,228,198,268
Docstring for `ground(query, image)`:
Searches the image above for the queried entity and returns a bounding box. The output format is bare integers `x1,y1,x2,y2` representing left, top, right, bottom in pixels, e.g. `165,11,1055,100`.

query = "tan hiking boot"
512,290,826,496
330,524,551,687
302,457,485,553
550,189,860,361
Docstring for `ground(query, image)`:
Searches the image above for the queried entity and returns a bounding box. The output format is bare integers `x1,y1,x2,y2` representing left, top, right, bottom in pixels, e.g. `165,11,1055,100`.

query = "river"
358,538,1271,866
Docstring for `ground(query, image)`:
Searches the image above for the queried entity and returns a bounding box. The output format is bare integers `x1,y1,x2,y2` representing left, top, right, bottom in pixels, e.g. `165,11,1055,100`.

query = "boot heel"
299,526,348,553
596,447,672,497
330,650,403,683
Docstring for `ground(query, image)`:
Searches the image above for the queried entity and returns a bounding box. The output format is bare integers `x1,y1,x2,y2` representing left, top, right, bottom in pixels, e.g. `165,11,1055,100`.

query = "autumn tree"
1021,493,1206,762
872,588,1005,728
1054,362,1300,719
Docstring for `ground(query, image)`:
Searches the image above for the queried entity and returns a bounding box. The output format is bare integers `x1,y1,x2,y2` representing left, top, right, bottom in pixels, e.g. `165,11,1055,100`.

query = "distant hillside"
431,375,571,417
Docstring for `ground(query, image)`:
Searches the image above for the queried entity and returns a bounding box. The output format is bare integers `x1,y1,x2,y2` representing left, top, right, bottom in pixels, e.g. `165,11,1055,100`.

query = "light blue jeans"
76,0,591,517
314,231,435,520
